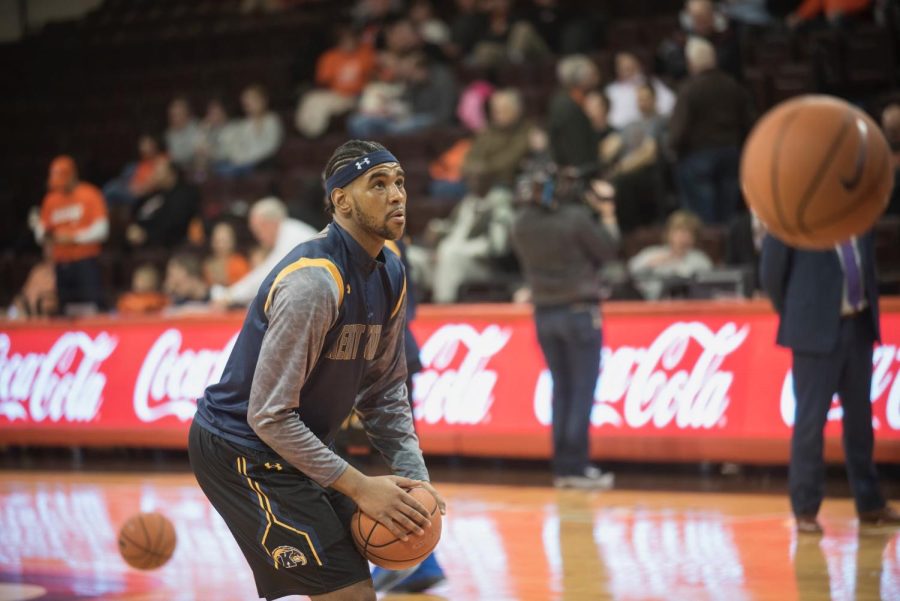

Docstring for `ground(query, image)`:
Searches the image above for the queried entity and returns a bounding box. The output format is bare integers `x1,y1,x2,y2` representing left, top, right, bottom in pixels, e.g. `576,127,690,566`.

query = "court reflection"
1,475,899,600
794,530,899,601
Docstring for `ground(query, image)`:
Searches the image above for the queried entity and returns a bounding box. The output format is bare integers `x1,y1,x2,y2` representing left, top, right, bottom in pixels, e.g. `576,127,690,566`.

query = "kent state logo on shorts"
273,545,308,569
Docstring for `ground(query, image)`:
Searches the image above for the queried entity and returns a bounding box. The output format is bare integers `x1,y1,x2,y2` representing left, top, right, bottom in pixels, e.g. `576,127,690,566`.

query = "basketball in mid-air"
350,486,442,570
740,95,893,249
118,512,177,570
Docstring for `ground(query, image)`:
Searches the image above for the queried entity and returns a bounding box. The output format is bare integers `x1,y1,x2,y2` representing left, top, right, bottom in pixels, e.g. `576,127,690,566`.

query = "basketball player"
189,140,445,601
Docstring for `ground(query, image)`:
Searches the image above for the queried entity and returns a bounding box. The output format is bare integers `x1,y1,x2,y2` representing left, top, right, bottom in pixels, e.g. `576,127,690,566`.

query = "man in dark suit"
761,232,900,533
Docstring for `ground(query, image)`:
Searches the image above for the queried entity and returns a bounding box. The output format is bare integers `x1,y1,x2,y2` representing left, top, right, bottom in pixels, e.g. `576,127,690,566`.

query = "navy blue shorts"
188,421,370,599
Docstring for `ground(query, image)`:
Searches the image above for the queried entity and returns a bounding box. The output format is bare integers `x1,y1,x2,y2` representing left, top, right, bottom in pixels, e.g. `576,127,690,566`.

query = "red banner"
2,302,900,463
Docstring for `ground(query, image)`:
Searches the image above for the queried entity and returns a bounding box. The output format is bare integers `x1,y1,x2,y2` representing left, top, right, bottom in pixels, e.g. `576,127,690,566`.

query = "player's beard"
352,197,403,241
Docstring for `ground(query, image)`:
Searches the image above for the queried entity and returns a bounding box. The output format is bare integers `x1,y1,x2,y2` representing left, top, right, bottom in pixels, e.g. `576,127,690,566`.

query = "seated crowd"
6,0,900,319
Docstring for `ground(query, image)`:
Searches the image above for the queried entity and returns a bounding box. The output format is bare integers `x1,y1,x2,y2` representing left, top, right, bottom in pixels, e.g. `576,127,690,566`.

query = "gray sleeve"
354,291,429,482
576,212,620,265
247,267,350,487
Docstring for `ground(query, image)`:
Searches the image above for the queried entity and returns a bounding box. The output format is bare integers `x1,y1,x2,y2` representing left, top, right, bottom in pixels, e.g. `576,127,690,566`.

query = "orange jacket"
205,254,251,286
40,182,107,263
117,291,168,314
794,0,870,19
316,44,376,97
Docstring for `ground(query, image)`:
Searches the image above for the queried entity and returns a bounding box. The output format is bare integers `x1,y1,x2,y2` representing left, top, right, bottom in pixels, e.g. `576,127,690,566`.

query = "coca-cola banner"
2,302,900,462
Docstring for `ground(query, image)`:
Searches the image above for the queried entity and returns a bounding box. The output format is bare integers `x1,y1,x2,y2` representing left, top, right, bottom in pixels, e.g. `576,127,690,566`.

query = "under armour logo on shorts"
355,158,371,170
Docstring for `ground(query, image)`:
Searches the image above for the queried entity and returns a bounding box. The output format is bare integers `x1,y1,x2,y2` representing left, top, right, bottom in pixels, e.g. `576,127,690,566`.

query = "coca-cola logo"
780,344,900,429
413,324,512,425
0,332,117,423
534,322,749,430
134,329,238,422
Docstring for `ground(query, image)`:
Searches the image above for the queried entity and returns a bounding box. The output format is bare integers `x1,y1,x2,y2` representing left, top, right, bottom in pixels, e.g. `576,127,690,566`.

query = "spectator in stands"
381,15,425,62
353,0,405,45
882,102,900,216
409,0,452,49
462,89,531,189
126,158,200,249
428,137,472,201
519,0,598,54
457,79,495,133
204,221,250,287
668,37,752,225
295,25,376,139
216,84,284,177
195,98,234,174
116,263,168,315
599,84,668,232
449,0,487,59
165,97,202,168
605,52,675,129
348,51,456,137
628,209,713,299
103,134,166,206
583,90,616,150
548,54,601,171
467,0,550,68
210,197,317,307
604,84,668,167
164,253,210,308
519,124,555,177
786,0,872,28
657,0,741,81
32,156,109,314
7,243,57,320
414,173,516,303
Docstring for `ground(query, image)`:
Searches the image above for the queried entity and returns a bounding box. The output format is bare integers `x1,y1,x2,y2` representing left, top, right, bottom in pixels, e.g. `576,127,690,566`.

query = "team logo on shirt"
273,545,307,568
326,324,382,361
50,203,84,225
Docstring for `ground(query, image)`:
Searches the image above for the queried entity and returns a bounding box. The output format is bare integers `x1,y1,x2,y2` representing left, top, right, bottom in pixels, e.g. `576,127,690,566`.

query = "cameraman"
511,170,620,489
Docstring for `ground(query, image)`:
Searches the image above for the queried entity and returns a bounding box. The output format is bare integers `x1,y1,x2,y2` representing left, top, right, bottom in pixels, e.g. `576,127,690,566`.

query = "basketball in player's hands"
118,512,177,570
351,486,442,570
740,95,893,249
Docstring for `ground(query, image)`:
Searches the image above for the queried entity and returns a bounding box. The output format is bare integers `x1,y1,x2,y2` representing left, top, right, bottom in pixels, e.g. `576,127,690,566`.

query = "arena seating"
0,0,897,306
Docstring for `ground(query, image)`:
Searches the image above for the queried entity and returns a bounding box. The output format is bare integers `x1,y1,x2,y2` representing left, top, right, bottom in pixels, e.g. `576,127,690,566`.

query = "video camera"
515,163,606,209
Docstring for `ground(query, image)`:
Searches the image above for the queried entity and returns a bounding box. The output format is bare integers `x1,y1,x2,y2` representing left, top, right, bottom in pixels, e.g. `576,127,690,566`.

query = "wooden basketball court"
0,469,897,600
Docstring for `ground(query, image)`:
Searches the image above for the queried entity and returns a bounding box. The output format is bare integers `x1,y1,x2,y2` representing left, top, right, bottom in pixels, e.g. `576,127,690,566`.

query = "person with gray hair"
548,54,601,170
210,197,318,307
668,36,753,224
656,0,742,80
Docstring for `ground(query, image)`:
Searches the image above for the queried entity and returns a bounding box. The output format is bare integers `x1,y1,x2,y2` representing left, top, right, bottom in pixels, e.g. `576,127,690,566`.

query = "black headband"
325,149,399,198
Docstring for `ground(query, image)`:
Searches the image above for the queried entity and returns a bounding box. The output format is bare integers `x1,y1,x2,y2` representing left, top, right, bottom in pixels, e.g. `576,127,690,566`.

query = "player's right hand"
354,475,432,542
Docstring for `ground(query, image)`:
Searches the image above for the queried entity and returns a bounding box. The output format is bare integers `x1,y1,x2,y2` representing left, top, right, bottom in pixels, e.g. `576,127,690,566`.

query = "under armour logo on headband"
325,149,399,197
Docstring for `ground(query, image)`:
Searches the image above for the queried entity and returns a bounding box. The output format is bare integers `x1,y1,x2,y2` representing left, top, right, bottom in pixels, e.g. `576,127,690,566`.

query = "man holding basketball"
189,140,445,601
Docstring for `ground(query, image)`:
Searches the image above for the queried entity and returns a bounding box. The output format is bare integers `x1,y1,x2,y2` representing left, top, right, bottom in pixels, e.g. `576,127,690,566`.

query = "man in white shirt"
210,197,318,307
216,85,284,177
605,52,675,130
